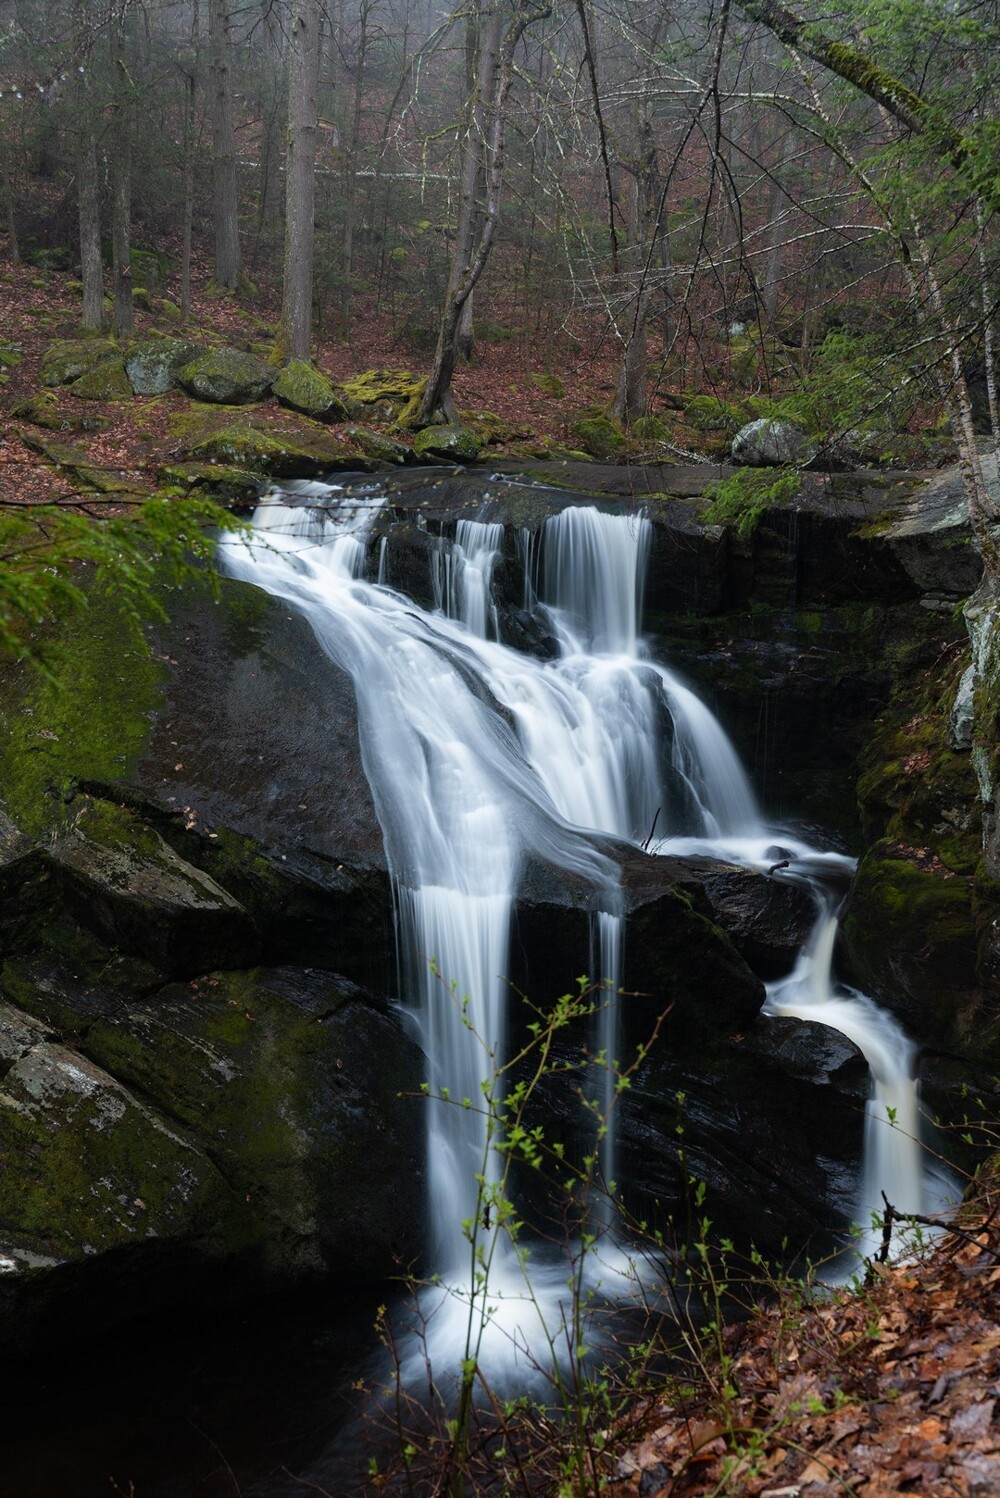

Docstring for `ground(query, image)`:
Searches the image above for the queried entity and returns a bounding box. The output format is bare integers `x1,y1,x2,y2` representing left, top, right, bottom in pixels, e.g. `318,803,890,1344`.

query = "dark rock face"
1,456,993,1346
0,963,424,1354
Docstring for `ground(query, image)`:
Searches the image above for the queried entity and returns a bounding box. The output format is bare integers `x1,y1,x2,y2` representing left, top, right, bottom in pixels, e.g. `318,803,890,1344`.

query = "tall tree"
108,0,133,339
73,0,105,330
279,0,321,358
417,0,549,425
208,0,240,289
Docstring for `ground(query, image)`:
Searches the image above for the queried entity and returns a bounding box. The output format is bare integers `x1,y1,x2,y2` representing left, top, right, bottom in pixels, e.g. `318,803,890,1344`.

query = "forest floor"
606,1172,1000,1498
0,256,643,510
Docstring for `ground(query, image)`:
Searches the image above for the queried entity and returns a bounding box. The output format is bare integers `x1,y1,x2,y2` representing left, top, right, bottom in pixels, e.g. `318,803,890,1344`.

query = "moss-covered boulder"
336,368,426,420
10,391,109,433
68,359,132,400
158,461,262,505
29,797,260,977
129,248,171,293
272,360,349,421
189,417,378,477
0,960,425,1352
18,431,144,495
572,414,625,460
412,422,481,464
346,426,412,464
40,338,120,388
178,347,275,405
125,338,202,396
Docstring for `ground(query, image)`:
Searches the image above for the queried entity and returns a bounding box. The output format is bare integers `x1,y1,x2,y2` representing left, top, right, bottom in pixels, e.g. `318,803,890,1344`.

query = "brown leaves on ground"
0,258,628,515
608,1196,1000,1498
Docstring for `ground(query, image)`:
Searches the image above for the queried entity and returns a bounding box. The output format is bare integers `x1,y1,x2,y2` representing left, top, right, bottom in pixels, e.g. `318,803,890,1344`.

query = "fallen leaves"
607,1191,1000,1498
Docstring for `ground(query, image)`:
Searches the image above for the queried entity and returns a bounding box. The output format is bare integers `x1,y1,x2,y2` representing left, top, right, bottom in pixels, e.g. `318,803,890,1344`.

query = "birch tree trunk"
279,0,321,359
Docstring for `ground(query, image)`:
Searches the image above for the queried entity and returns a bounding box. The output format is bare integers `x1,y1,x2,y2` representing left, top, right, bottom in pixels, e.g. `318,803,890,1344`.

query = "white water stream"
221,483,949,1381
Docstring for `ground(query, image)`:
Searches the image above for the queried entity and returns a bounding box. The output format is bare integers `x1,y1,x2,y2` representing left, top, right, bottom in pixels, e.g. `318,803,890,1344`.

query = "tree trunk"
279,0,321,360
418,1,529,426
180,1,200,320
109,7,133,340
612,116,661,424
1,110,20,264
208,0,241,289
340,1,369,331
74,0,104,331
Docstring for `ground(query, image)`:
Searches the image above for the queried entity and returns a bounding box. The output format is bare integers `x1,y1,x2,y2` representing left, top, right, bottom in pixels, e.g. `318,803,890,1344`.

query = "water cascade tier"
221,482,951,1380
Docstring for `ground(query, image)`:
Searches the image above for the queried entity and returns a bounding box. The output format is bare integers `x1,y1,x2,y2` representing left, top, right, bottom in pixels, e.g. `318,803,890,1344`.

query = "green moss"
412,423,481,463
337,368,426,413
69,361,132,400
190,419,374,477
572,415,624,459
0,591,166,834
528,372,565,399
272,360,347,421
40,338,119,387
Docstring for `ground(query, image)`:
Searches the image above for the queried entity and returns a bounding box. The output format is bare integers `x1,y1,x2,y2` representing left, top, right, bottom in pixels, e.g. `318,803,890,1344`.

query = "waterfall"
221,487,947,1380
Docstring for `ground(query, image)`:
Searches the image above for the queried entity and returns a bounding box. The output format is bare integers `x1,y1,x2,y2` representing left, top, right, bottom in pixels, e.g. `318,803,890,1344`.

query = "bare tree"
417,0,550,425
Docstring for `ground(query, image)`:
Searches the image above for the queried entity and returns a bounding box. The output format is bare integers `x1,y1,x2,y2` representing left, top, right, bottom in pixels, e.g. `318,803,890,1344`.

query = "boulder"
125,338,202,396
412,423,481,463
68,360,132,400
40,338,120,388
189,418,379,478
272,360,349,421
178,348,275,405
0,965,425,1352
335,368,426,420
347,425,412,465
732,418,818,467
40,797,260,977
572,415,625,460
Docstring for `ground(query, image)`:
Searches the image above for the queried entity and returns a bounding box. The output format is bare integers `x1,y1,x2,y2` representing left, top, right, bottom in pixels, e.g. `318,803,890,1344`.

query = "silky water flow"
220,483,951,1389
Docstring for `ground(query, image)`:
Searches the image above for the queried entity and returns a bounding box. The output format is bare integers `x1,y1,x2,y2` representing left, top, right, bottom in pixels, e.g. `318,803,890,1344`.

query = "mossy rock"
158,461,262,505
842,840,989,1051
0,958,424,1350
0,342,21,369
18,431,143,494
25,246,72,271
128,248,171,293
125,338,202,396
155,297,183,323
682,395,747,434
572,414,624,460
189,417,376,477
178,347,275,405
336,368,426,418
630,414,673,443
40,338,120,388
528,372,565,399
273,360,348,421
0,999,241,1279
9,391,109,434
412,423,481,464
346,426,412,465
68,360,133,400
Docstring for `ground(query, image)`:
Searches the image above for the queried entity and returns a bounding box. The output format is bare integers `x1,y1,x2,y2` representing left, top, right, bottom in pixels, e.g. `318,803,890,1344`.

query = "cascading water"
221,480,949,1385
